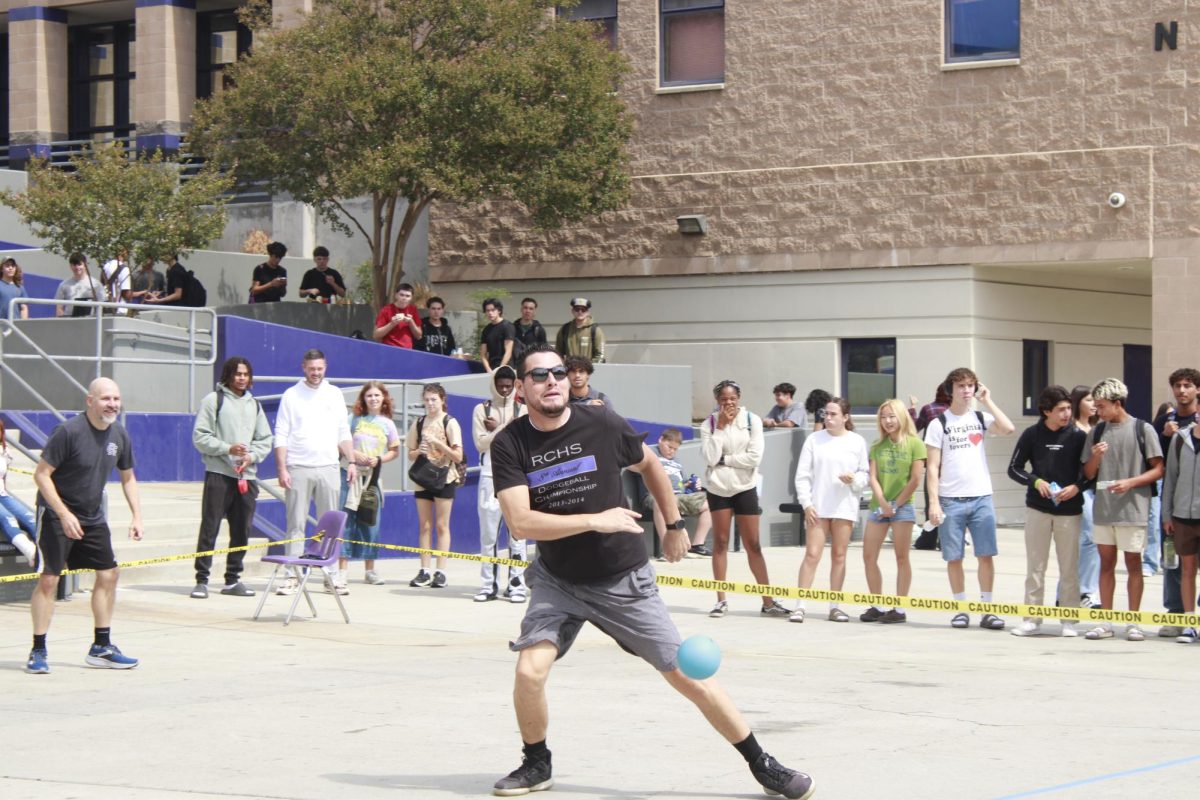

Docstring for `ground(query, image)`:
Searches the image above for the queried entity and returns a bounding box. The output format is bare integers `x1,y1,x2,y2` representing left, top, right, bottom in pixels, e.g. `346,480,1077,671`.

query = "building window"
842,338,896,414
197,11,253,100
0,35,9,163
69,23,136,142
558,0,618,50
660,0,724,86
1022,339,1049,416
944,0,1019,64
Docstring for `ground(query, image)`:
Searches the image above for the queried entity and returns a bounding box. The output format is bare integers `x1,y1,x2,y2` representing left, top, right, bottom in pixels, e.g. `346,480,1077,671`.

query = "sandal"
1085,624,1113,640
709,601,728,618
950,612,970,628
788,608,806,623
979,613,1006,630
1125,625,1145,642
827,608,849,623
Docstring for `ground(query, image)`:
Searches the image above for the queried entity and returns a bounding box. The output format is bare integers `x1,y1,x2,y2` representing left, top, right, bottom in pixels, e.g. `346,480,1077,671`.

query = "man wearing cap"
555,296,607,364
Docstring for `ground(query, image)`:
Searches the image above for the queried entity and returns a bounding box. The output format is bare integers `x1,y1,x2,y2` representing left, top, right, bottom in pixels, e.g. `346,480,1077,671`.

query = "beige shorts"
1092,524,1146,554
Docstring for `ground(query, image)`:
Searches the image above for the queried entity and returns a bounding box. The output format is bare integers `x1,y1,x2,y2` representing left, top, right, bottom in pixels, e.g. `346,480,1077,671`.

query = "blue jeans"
939,496,998,562
1078,490,1099,596
1143,480,1162,573
0,493,36,543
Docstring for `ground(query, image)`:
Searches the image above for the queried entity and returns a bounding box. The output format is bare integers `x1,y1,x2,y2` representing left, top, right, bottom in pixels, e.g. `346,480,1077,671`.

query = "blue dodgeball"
678,635,721,680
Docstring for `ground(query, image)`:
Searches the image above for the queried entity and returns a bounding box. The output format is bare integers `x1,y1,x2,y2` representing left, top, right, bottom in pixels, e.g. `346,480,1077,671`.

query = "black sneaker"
751,752,815,799
493,753,553,796
431,571,447,589
859,606,884,622
688,544,713,557
409,570,432,588
879,609,907,624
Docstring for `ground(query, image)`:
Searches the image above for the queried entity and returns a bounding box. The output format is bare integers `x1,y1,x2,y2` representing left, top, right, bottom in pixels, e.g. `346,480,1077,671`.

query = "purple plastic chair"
252,510,350,625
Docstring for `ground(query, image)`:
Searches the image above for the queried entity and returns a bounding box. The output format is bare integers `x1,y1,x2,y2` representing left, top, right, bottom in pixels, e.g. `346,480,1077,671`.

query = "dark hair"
353,381,394,418
773,382,796,397
2,258,23,287
521,297,538,307
422,382,446,401
563,355,594,375
804,389,832,414
515,343,561,379
219,356,253,389
426,296,445,309
266,241,288,258
827,396,854,430
482,297,503,313
302,348,326,363
1069,384,1096,425
713,379,742,399
69,253,86,266
312,246,329,258
944,367,978,395
660,428,683,443
1155,401,1174,420
934,383,952,404
1037,385,1071,414
1168,368,1200,388
394,282,414,294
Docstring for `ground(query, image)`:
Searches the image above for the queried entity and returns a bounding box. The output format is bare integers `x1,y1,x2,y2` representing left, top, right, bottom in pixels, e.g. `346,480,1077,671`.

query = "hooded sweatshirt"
192,383,274,480
555,315,606,363
472,365,524,475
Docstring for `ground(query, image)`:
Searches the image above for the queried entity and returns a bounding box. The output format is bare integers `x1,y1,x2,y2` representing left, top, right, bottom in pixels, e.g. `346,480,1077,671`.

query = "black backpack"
182,269,207,307
935,410,988,436
1092,417,1159,497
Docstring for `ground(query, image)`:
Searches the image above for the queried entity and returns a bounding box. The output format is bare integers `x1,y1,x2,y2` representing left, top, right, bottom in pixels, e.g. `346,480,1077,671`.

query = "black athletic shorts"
706,487,761,516
34,507,118,575
414,485,457,501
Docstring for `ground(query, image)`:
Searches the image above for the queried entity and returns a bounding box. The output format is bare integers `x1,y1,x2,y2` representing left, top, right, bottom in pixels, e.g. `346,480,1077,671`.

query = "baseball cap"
569,297,592,309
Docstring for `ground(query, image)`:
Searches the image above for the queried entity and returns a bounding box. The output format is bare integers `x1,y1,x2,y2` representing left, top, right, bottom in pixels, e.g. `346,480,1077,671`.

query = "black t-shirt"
418,318,457,355
491,404,647,583
481,320,516,368
163,262,188,306
252,262,287,302
37,414,134,525
1154,410,1200,453
299,267,345,300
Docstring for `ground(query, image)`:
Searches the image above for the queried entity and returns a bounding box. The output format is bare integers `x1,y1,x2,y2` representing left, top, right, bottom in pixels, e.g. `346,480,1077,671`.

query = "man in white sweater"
273,349,356,594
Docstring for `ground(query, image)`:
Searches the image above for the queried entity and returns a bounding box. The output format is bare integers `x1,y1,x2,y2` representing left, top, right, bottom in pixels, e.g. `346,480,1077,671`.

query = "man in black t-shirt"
27,378,145,674
250,241,288,303
487,345,814,799
1155,367,1200,629
479,297,516,372
298,246,346,301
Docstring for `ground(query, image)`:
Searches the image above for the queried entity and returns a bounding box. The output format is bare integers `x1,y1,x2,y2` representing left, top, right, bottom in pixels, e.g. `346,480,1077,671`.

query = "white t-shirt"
274,380,351,468
793,430,869,520
924,409,996,498
102,260,132,314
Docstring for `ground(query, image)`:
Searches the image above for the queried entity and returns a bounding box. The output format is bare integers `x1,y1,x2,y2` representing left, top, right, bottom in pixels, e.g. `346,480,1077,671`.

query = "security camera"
1107,192,1127,209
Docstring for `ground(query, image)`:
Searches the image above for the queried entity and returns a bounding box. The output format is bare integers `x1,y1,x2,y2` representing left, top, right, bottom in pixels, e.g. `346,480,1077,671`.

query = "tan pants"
1024,508,1082,623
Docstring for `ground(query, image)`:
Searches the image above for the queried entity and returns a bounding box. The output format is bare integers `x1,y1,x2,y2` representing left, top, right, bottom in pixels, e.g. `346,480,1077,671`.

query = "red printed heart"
968,433,984,446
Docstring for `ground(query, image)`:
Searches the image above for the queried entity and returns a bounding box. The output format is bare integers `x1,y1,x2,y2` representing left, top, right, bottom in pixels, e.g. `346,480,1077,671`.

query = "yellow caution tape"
4,533,1195,628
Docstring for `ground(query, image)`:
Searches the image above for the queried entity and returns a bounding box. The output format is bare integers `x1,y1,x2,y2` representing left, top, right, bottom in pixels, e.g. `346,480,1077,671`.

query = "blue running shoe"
26,648,49,674
85,643,139,670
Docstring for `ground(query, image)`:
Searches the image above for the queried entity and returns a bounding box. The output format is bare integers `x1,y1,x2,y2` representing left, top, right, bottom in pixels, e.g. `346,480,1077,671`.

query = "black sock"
522,740,550,761
94,627,111,647
734,733,763,764
33,634,47,651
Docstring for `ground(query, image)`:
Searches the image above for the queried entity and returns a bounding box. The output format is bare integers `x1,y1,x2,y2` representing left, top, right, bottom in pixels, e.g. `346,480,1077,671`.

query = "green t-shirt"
868,434,927,509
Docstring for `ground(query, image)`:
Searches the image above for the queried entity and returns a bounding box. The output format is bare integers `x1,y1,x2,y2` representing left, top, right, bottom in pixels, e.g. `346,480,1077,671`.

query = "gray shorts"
511,559,682,672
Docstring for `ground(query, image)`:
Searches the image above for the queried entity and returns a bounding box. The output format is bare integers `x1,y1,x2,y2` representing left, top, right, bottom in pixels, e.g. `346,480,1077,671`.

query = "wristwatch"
669,519,687,531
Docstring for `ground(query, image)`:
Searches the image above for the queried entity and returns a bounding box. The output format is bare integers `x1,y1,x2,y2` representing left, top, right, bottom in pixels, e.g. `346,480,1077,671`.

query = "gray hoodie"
1163,427,1200,522
192,384,274,480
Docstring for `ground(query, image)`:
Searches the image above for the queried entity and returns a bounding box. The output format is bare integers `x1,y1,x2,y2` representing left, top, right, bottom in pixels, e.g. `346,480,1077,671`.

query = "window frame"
659,0,726,90
942,0,1020,70
68,22,136,142
1021,339,1049,417
556,1,618,50
196,9,254,101
840,337,898,415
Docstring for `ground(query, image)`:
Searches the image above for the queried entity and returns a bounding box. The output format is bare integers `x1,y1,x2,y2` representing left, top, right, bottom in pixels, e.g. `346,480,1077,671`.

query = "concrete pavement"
1,532,1196,800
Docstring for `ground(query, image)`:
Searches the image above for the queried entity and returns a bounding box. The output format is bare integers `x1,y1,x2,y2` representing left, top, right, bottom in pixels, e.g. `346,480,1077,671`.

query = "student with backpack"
405,383,464,590
1160,401,1200,644
924,367,1016,631
471,366,527,602
1080,377,1165,641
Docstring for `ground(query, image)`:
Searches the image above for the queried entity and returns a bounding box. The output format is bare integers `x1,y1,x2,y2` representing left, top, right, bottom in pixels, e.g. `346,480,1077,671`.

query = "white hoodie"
472,365,524,476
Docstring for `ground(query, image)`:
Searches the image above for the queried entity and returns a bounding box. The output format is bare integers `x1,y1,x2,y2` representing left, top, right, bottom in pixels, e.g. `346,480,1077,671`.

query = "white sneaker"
509,588,528,604
10,533,36,565
275,576,299,596
1010,621,1042,637
1061,621,1078,637
364,570,385,585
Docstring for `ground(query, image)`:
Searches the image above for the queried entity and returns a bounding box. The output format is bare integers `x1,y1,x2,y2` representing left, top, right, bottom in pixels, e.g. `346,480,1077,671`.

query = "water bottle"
1049,482,1061,507
1164,538,1180,571
684,474,698,494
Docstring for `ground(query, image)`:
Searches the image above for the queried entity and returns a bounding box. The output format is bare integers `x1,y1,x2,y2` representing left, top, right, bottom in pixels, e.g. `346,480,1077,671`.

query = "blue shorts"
940,496,998,562
868,502,916,524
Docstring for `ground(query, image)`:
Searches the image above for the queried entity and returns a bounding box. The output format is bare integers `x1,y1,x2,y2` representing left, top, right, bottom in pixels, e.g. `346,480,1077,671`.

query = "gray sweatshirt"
192,384,274,480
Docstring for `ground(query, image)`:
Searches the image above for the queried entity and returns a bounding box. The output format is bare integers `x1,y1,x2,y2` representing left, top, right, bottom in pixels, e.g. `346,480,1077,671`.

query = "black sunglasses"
527,366,569,383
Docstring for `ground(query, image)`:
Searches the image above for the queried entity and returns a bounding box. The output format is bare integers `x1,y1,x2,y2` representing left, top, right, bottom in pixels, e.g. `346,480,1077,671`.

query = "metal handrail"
3,297,218,413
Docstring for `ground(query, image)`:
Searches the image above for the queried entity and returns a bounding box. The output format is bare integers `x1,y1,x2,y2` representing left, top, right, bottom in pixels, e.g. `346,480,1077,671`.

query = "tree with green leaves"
190,0,632,310
0,143,234,271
